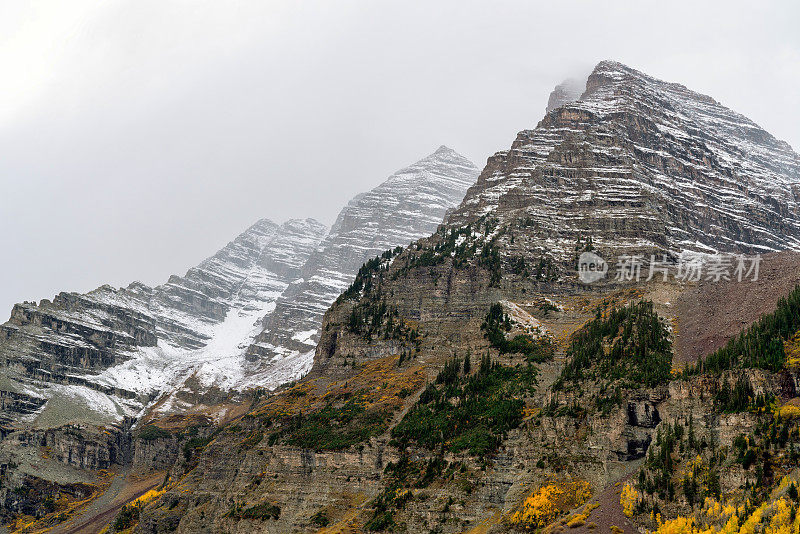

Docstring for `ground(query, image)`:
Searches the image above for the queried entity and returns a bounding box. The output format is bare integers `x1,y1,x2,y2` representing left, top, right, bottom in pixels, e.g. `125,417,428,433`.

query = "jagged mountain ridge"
0,146,477,437
115,62,800,533
0,218,328,433
4,61,800,533
545,77,584,114
244,146,478,384
0,146,480,527
450,60,800,261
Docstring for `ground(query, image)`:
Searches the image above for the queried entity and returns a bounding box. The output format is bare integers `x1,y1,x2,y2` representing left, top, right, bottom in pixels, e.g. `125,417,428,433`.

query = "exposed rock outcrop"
545,77,585,113
450,61,800,262
244,146,478,385
0,147,479,532
4,61,800,533
127,62,800,533
0,218,329,437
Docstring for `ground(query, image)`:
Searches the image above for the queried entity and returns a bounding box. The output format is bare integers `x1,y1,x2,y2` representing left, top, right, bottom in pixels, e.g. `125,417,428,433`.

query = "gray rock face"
450,60,800,261
0,218,328,436
53,62,800,534
0,146,477,518
545,77,585,113
244,146,479,383
145,217,328,348
0,147,476,440
6,60,799,532
38,423,132,470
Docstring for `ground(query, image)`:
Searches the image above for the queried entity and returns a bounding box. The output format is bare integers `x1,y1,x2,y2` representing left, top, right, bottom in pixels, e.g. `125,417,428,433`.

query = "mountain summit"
0,146,477,472
245,147,479,384
451,60,800,259
112,62,800,532
3,62,800,533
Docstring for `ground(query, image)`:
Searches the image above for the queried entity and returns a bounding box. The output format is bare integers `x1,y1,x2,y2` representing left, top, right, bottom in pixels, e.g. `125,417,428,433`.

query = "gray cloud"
1,0,798,314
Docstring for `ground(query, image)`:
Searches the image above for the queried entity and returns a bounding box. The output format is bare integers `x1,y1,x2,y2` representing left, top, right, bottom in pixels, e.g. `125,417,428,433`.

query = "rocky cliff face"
244,146,478,387
0,219,329,525
0,147,478,526
123,63,800,534
545,77,584,114
451,60,800,262
4,62,800,533
0,149,478,431
0,218,328,442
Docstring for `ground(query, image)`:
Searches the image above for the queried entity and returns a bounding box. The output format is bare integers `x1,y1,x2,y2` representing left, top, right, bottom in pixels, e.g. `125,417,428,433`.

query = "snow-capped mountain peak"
244,147,479,387
449,60,800,259
0,147,478,430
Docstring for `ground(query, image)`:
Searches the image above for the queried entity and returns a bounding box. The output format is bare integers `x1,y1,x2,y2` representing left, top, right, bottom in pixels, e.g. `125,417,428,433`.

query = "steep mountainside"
0,147,477,437
245,146,478,385
545,77,584,113
450,60,800,262
0,218,328,435
0,147,479,531
117,62,800,534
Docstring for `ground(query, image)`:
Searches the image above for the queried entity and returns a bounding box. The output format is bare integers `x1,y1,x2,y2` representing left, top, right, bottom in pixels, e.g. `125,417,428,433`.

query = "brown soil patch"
564,474,639,534
674,251,800,364
47,471,164,534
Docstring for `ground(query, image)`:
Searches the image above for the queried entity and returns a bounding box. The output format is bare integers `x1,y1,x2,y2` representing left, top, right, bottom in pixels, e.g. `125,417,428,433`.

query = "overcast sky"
1,0,798,314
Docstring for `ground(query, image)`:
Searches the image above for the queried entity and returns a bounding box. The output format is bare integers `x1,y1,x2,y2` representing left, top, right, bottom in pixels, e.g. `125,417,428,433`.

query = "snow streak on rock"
0,147,477,426
0,218,327,428
450,61,800,260
245,146,479,387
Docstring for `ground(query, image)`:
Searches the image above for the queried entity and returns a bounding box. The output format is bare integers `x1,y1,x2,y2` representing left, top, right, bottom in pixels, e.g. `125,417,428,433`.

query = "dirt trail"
49,471,164,534
552,472,639,534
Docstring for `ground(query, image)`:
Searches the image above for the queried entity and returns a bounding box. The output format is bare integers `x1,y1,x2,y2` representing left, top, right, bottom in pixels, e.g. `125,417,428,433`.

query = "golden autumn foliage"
131,487,165,506
8,478,107,534
252,355,425,420
620,482,638,517
564,502,599,528
508,480,591,530
653,477,800,534
784,330,800,369
776,401,800,420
